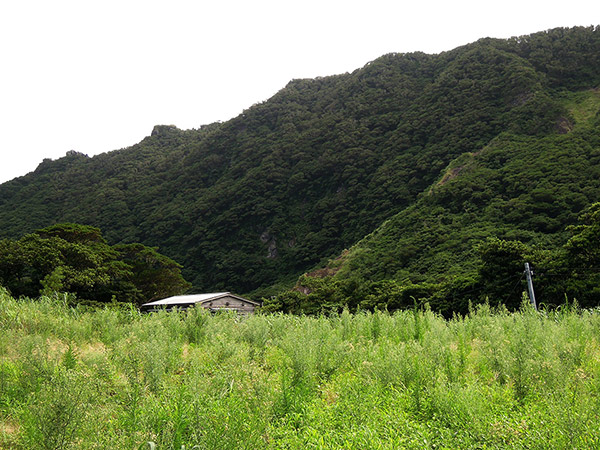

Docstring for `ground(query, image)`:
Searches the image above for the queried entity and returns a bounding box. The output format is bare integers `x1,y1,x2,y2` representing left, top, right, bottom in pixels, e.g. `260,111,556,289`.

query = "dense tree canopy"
0,224,190,305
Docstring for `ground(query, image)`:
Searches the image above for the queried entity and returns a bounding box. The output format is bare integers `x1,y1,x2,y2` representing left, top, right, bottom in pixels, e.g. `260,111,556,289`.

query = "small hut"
140,292,260,314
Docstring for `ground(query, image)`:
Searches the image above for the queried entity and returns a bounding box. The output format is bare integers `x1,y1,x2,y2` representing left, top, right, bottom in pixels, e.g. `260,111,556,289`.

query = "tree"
478,238,529,309
565,202,600,268
115,243,191,305
563,203,600,306
0,224,191,305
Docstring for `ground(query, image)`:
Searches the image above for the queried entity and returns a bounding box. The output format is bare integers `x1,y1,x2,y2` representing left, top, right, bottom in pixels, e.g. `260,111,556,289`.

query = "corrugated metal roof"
142,292,231,307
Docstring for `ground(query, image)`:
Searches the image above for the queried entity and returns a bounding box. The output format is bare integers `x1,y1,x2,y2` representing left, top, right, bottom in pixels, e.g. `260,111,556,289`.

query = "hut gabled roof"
141,292,260,309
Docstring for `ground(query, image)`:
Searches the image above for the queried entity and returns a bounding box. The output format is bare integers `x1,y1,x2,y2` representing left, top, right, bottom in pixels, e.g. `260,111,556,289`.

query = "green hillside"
272,86,600,313
342,88,600,280
0,26,599,303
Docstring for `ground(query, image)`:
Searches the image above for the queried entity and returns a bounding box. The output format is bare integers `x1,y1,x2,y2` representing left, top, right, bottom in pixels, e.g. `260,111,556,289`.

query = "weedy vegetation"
1,288,600,449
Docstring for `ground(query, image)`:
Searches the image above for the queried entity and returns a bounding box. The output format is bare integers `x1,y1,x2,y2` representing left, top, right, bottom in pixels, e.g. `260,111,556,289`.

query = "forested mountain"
0,26,599,305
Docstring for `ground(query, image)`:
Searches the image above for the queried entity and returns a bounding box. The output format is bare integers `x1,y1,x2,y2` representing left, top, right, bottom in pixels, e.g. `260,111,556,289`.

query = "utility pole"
524,262,537,310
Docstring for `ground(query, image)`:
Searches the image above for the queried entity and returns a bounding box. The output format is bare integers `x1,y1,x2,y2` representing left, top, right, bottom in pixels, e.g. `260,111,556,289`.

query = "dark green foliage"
360,280,437,312
288,201,600,315
0,26,599,307
559,203,600,306
0,224,190,305
115,243,192,303
565,202,600,268
477,238,530,309
0,229,124,301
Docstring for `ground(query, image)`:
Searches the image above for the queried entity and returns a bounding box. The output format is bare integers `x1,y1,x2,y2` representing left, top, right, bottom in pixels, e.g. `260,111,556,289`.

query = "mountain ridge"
1,26,599,304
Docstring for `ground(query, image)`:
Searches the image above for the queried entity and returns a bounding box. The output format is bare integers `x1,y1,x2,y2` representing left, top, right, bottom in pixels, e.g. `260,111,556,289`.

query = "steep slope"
279,88,600,313
333,93,600,284
0,26,598,296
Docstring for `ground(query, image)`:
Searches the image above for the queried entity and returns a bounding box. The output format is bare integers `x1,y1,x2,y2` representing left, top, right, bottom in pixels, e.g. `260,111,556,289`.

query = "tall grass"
1,288,600,449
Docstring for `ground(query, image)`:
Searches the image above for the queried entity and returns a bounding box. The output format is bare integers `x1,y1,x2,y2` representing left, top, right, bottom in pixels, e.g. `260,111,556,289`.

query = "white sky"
0,0,598,184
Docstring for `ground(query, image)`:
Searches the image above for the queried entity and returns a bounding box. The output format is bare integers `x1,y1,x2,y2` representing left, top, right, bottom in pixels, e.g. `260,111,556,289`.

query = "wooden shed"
140,292,260,314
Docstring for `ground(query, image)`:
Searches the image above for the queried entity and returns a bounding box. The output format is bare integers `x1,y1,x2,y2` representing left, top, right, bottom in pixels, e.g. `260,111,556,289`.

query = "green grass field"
1,289,599,449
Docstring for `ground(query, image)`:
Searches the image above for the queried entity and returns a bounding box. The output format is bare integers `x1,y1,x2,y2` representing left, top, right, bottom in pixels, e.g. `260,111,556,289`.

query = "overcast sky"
0,0,598,184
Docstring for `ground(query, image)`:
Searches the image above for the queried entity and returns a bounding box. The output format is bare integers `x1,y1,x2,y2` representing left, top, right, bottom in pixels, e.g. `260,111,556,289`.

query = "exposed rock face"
555,117,574,134
260,231,278,259
267,239,278,259
65,150,88,158
510,91,533,107
151,125,179,137
437,166,464,187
